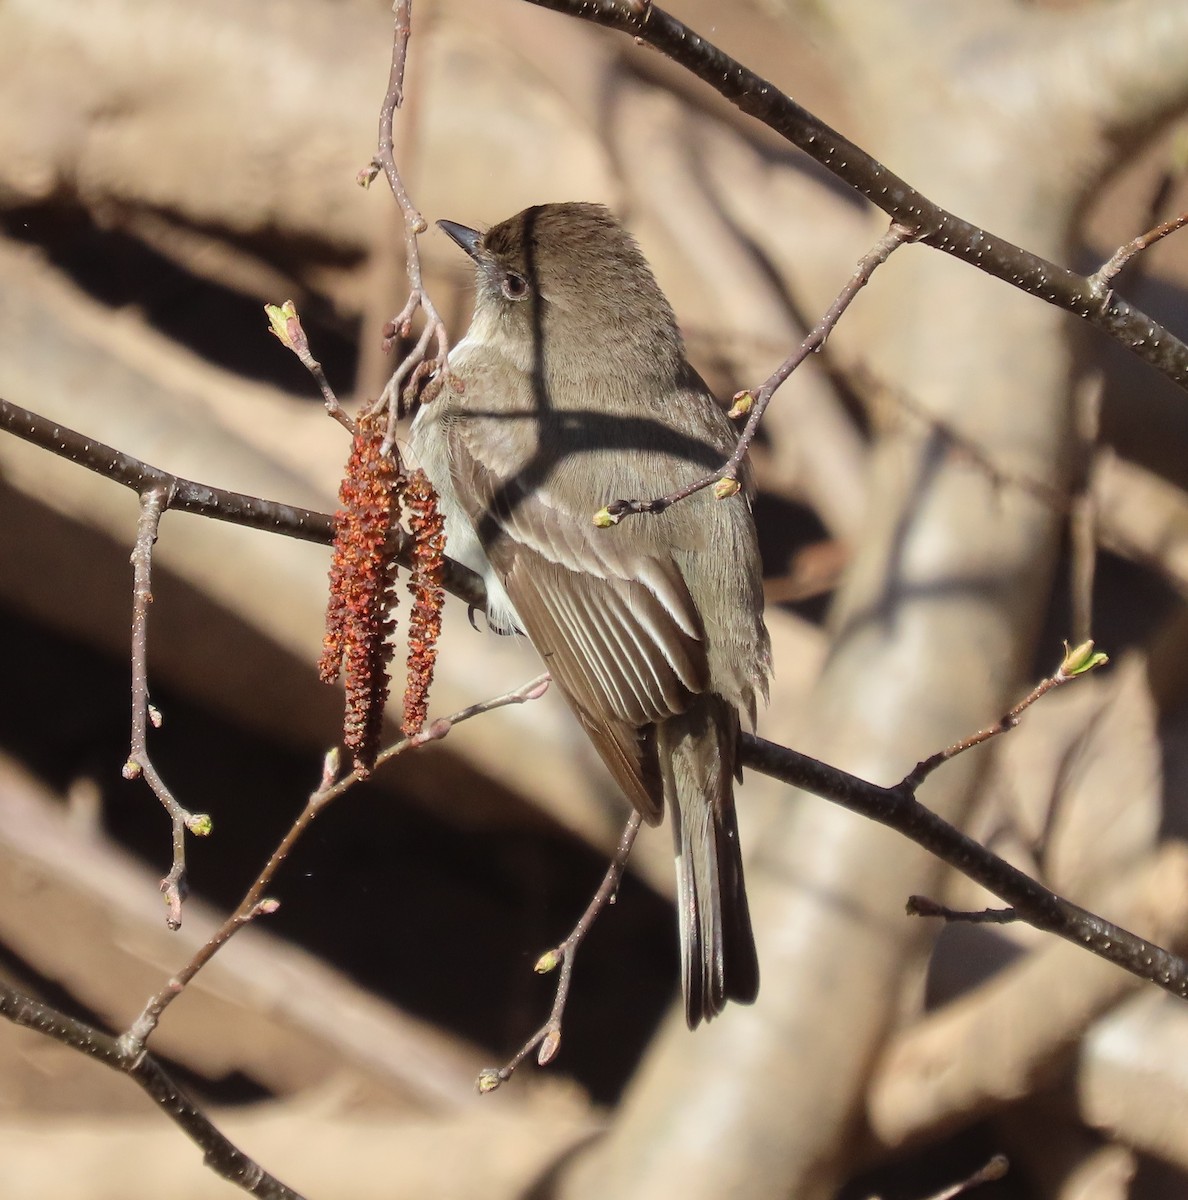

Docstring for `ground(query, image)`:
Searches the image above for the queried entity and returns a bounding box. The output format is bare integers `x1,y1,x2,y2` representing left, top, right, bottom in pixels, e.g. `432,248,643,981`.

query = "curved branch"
521,0,1188,390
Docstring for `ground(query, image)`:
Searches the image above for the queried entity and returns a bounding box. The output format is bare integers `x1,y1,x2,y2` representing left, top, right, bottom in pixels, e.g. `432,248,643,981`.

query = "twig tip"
537,1029,562,1066
476,1068,504,1094
1059,638,1108,678
185,813,213,837
534,949,561,974
728,390,754,419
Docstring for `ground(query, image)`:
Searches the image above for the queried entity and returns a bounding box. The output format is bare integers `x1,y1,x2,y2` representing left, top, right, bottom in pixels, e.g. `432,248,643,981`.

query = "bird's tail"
658,696,759,1028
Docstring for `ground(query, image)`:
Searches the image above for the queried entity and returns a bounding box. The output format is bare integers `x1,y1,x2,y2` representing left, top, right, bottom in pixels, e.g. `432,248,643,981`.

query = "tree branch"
123,674,550,1052
599,221,913,523
521,0,1188,390
5,400,1188,1007
743,734,1188,1001
480,810,643,1091
123,486,210,928
361,0,451,449
0,398,485,609
0,982,305,1200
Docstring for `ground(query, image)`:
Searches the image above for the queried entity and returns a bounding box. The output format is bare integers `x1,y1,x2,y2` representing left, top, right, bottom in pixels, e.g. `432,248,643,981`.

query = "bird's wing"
444,423,711,823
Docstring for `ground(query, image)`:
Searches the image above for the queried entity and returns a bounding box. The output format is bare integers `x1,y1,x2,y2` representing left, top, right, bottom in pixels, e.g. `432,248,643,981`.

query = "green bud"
1060,639,1109,677
535,949,560,974
186,813,213,837
476,1069,503,1094
264,301,298,348
728,391,754,419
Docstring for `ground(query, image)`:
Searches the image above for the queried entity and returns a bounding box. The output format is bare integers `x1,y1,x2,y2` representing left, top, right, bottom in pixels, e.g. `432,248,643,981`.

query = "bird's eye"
501,272,529,301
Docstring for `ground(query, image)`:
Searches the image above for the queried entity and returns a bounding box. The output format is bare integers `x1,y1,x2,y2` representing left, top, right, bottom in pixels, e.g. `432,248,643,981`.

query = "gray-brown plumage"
410,202,770,1026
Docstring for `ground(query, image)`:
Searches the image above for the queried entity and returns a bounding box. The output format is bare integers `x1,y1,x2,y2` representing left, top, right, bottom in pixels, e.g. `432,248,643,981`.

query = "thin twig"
900,642,1107,792
265,301,356,433
123,673,552,1051
1091,209,1188,289
0,982,305,1200
900,676,1065,793
906,896,1018,925
122,487,209,929
600,221,913,524
479,810,643,1092
918,1154,1009,1200
361,0,451,450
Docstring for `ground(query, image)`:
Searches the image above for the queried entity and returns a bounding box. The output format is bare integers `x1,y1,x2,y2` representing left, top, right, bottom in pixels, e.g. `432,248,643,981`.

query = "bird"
410,201,770,1026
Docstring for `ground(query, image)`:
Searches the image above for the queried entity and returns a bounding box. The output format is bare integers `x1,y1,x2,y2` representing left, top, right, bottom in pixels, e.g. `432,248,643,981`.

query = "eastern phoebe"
410,202,770,1026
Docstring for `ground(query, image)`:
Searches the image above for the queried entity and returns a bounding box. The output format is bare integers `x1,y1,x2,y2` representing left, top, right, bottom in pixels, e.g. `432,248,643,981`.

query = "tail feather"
659,697,759,1028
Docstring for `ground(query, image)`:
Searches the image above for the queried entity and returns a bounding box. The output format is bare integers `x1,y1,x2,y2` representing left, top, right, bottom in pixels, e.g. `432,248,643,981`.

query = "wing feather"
444,420,711,822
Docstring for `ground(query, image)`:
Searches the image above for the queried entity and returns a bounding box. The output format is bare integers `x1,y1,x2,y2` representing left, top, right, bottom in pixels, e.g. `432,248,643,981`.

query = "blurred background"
2,0,1188,1197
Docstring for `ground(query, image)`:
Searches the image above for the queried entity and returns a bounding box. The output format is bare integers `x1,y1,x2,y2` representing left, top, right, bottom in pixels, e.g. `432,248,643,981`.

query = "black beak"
437,219,483,263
